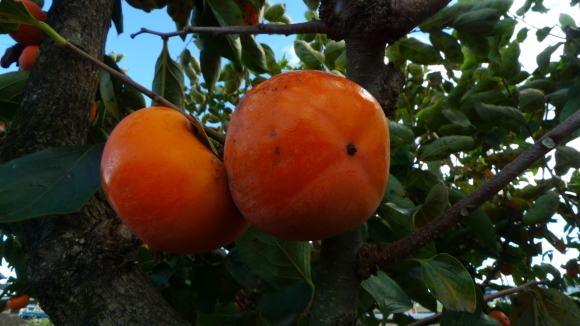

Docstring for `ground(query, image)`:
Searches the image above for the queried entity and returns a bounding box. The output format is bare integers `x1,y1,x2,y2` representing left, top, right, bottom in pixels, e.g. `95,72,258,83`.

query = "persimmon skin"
488,310,511,326
7,295,30,311
101,107,249,254
8,0,47,45
225,70,389,241
18,45,39,71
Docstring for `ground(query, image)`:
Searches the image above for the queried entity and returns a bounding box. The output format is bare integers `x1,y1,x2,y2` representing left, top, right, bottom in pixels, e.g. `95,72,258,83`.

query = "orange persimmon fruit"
89,101,98,125
488,310,511,326
235,0,259,26
7,295,30,311
9,0,47,45
224,70,390,241
101,107,249,254
18,45,39,71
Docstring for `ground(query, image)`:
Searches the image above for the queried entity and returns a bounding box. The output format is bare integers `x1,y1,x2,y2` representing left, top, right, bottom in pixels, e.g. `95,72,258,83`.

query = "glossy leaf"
200,49,221,93
264,3,285,22
0,144,104,222
418,136,476,161
236,227,312,287
522,191,560,225
361,271,413,317
152,41,185,108
0,71,29,120
294,40,325,69
418,253,476,313
389,121,415,149
475,103,526,131
240,35,268,74
397,37,443,65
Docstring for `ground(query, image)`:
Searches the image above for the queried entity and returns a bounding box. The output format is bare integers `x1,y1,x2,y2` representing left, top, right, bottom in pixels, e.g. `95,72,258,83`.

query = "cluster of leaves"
2,0,580,325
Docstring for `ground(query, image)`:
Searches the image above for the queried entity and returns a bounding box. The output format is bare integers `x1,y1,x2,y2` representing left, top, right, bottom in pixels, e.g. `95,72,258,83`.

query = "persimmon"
500,263,513,276
7,295,30,311
224,70,389,241
235,0,259,26
18,45,39,71
89,101,98,125
488,310,511,326
101,107,249,254
8,0,47,45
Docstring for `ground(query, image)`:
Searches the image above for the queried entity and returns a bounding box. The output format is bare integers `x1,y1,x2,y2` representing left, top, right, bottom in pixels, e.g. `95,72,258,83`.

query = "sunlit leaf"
152,41,185,108
294,40,325,69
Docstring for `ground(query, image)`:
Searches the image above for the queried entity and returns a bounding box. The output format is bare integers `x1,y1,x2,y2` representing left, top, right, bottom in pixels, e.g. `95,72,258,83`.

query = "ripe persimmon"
224,70,389,241
488,310,511,326
101,107,249,254
235,0,259,26
7,295,30,311
18,45,39,71
89,101,98,125
8,0,47,45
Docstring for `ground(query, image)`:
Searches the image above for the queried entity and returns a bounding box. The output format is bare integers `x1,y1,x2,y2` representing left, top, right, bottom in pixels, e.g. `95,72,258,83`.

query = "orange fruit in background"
488,310,511,326
8,0,47,45
101,107,249,254
89,101,98,125
224,70,390,241
7,295,30,311
235,0,259,26
500,263,513,276
18,45,39,71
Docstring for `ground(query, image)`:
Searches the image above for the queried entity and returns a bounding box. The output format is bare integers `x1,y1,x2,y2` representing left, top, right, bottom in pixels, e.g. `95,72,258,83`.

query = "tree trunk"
0,0,190,324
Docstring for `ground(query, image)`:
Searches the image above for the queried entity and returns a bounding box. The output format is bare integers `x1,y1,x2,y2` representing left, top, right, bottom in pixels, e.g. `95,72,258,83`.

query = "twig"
64,42,225,144
406,279,548,326
130,21,329,39
357,108,580,279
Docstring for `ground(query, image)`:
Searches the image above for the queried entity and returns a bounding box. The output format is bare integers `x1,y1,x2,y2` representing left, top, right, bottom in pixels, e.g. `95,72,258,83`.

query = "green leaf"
195,4,242,62
294,40,325,69
456,32,490,60
475,103,526,131
111,0,123,34
259,282,312,326
522,192,559,224
536,26,552,42
536,43,563,73
0,144,104,222
240,35,268,74
452,9,501,34
0,0,42,30
197,303,239,326
389,121,415,149
302,0,319,11
442,108,472,127
0,71,29,121
500,41,521,80
205,0,243,27
100,71,120,118
152,40,185,108
516,27,529,42
555,146,580,176
448,190,497,250
414,183,448,228
384,260,437,312
324,40,346,69
397,37,443,65
418,136,476,161
264,3,285,22
236,227,312,288
519,88,545,113
559,13,577,29
417,253,476,313
560,75,580,122
429,31,464,65
361,271,413,317
200,49,221,93
261,43,281,75
225,248,261,289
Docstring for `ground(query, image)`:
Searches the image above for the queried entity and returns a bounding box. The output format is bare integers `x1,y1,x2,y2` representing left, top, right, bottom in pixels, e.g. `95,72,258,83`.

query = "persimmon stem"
64,42,225,145
406,279,549,326
130,21,329,39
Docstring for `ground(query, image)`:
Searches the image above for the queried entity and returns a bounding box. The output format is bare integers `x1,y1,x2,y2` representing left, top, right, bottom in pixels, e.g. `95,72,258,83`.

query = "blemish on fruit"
347,144,357,155
274,147,281,155
270,129,277,138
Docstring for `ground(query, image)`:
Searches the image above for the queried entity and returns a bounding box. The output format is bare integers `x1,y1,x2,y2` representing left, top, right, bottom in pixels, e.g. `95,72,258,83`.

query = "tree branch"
130,21,329,39
64,42,225,145
407,279,548,326
357,109,580,279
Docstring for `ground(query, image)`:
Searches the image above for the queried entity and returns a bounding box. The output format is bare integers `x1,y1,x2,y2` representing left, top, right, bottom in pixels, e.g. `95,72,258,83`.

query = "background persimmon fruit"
488,310,511,326
8,0,47,45
101,107,249,254
235,0,259,26
224,70,390,241
7,295,30,311
18,45,39,71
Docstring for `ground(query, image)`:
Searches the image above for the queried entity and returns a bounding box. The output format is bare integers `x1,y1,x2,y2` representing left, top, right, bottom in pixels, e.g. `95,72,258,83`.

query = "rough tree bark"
0,0,190,324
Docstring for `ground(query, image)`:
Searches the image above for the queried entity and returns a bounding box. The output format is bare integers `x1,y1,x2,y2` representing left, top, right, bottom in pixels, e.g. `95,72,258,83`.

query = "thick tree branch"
407,279,548,326
130,21,329,39
358,109,580,279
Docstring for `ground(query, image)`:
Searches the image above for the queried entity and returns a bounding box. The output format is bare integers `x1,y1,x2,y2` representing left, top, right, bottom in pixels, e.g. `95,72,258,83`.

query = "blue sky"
0,0,308,93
